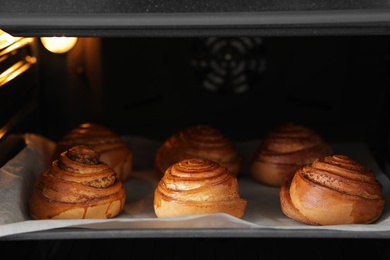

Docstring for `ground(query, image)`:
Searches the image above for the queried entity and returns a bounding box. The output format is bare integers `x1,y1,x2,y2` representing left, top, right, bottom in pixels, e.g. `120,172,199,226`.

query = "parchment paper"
0,133,389,238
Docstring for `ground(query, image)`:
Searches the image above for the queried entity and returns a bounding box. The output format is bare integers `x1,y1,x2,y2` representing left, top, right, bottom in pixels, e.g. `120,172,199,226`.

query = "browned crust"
279,155,385,225
154,158,247,218
154,125,241,179
52,123,133,181
250,123,333,187
29,145,126,220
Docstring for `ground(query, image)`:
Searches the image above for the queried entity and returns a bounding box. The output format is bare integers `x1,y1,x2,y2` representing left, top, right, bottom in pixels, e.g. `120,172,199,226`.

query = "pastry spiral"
280,155,385,225
52,123,133,181
250,123,333,187
154,125,241,179
29,145,126,219
154,158,247,218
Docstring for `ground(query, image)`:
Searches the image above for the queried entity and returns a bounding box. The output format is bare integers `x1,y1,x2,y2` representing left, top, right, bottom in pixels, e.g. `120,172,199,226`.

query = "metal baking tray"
1,134,390,240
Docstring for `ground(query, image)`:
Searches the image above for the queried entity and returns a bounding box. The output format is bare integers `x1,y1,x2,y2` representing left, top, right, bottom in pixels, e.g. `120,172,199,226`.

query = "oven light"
40,37,78,53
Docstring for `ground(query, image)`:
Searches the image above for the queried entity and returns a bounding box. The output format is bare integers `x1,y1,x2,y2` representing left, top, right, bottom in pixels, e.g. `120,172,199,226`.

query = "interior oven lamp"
40,37,78,54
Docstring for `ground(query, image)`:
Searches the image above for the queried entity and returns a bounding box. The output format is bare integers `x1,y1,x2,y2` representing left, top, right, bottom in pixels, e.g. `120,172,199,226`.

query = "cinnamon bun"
250,122,333,187
280,154,385,225
52,123,133,181
29,145,126,219
154,125,241,179
154,157,247,218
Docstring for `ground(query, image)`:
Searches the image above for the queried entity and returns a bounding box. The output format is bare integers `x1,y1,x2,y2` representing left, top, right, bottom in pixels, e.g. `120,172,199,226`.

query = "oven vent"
191,37,266,94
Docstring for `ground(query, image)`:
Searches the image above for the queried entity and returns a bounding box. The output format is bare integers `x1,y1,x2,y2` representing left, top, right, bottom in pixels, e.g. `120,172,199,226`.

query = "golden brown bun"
154,125,241,179
280,154,385,225
154,157,247,218
52,123,133,181
250,123,333,187
29,145,126,220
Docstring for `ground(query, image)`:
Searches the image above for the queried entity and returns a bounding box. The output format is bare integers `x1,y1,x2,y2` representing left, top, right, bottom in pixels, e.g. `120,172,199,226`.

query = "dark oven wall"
38,36,390,159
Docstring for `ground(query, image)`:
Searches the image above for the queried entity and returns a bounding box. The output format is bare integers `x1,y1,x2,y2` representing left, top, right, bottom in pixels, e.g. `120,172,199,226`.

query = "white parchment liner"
0,133,389,238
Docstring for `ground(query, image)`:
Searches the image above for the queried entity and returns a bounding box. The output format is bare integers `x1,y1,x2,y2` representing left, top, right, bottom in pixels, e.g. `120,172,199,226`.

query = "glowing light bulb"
40,37,78,53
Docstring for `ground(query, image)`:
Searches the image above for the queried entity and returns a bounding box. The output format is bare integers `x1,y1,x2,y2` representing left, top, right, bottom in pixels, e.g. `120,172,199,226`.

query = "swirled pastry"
154,158,247,218
280,155,385,225
154,125,241,179
250,123,333,187
29,145,126,219
52,123,133,181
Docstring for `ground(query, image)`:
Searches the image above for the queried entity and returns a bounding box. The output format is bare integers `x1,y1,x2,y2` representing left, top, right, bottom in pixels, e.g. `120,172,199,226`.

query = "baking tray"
1,134,390,240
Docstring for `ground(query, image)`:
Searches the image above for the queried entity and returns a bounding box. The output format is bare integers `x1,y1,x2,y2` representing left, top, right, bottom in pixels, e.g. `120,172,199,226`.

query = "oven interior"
1,2,390,258
4,35,390,164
